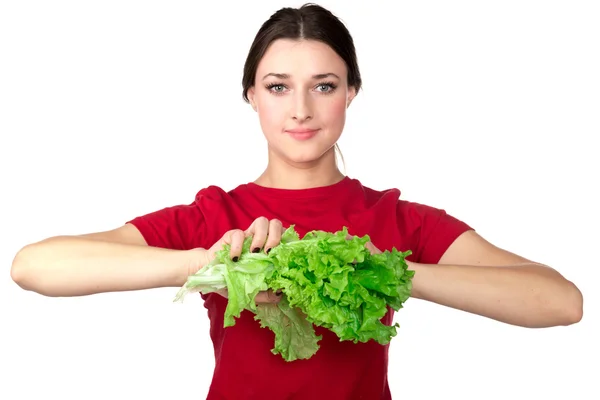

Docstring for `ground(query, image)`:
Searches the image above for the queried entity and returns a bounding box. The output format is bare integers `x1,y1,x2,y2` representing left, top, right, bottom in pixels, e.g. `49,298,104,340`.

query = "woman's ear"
346,87,357,108
247,87,257,112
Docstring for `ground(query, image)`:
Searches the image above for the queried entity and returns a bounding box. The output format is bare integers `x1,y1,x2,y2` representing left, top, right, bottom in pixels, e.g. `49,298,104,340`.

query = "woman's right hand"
190,217,285,304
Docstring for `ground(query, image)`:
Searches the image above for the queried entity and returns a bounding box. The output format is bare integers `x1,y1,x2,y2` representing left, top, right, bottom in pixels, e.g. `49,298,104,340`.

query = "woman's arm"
10,224,195,297
10,217,286,303
408,230,583,328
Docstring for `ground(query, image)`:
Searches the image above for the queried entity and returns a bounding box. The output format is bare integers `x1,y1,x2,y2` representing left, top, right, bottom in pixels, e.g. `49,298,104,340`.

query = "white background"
1,1,598,399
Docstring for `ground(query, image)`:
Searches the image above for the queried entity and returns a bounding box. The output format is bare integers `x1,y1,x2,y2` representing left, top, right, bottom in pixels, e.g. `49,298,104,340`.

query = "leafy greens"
174,226,414,362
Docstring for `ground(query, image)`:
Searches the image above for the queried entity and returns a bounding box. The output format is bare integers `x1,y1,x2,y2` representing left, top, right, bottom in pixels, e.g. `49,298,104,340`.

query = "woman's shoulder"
355,179,453,214
354,179,431,214
354,179,473,262
125,183,238,250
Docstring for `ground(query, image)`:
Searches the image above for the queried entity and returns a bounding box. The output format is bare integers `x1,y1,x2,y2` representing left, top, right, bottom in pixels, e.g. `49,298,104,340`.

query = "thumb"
255,289,283,304
365,241,382,254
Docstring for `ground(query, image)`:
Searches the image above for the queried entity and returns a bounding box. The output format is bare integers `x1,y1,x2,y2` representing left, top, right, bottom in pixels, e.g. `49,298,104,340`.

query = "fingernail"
275,289,282,296
266,248,271,254
252,247,260,253
232,256,239,262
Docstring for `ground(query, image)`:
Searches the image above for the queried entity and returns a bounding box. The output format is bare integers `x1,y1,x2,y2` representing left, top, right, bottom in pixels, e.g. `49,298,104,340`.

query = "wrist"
407,261,426,299
182,248,209,282
168,249,202,287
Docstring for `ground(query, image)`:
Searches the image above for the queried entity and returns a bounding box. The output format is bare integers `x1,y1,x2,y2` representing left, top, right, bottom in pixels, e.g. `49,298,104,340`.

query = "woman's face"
247,39,356,165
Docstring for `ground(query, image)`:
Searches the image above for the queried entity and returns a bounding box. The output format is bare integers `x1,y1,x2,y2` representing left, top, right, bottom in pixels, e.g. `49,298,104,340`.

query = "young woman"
10,3,583,400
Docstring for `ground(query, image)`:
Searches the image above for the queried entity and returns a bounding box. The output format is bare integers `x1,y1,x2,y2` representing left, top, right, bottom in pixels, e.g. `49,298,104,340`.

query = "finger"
216,288,228,299
255,289,282,304
345,233,360,263
226,229,245,261
264,219,283,254
246,217,270,253
365,241,382,255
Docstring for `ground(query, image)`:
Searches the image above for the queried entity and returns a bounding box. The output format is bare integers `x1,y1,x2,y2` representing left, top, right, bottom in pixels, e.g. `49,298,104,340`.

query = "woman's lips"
285,128,320,140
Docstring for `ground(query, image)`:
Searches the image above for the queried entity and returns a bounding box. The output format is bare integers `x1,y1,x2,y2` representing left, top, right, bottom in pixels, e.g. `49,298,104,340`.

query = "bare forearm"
11,236,192,297
409,262,583,328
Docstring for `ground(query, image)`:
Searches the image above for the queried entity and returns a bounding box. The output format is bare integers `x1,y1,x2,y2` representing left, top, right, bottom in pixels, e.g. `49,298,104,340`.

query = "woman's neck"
254,148,345,190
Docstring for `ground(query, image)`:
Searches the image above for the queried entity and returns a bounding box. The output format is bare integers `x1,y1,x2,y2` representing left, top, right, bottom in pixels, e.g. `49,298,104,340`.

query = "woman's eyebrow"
261,72,340,80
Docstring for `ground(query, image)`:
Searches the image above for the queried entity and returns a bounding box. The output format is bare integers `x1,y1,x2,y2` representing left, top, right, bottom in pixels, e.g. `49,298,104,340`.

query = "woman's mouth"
285,128,320,140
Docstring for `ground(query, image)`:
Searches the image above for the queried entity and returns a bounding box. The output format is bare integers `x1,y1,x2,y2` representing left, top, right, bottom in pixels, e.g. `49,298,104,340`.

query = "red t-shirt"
127,176,472,399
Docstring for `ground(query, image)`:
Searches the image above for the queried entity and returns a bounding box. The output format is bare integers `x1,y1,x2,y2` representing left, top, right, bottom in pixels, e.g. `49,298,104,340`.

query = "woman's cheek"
256,98,287,139
324,96,348,127
258,96,284,127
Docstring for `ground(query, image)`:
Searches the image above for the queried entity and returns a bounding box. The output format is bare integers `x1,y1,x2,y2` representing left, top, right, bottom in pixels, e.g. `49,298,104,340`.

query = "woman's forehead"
257,39,347,79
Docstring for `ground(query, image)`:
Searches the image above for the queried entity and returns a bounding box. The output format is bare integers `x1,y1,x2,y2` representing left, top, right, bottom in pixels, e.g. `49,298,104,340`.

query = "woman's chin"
273,146,335,166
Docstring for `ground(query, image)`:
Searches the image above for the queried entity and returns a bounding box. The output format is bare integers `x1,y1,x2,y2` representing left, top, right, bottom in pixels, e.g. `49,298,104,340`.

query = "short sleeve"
402,202,474,264
126,202,206,250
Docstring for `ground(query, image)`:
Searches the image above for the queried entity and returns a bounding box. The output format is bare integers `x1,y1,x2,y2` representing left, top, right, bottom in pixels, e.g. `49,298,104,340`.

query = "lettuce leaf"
174,225,414,361
253,296,321,361
173,233,276,327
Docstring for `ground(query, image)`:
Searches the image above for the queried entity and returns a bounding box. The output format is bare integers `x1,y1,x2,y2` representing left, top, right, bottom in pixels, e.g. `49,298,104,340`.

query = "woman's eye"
316,84,334,92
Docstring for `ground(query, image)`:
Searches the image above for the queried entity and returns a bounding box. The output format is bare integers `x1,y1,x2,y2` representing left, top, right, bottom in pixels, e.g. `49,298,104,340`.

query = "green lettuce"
173,226,414,361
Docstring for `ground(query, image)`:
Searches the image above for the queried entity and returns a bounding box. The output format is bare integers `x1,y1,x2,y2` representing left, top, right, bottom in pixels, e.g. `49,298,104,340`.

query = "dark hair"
241,3,362,102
